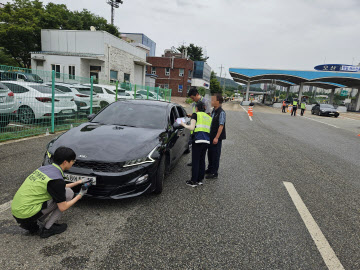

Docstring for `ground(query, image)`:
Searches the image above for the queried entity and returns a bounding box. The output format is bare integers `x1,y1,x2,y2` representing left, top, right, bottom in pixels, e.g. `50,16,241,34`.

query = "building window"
178,84,183,93
164,84,169,89
68,66,75,79
189,70,192,78
51,64,61,79
124,73,130,82
151,67,156,75
179,68,184,77
110,70,118,82
165,67,170,76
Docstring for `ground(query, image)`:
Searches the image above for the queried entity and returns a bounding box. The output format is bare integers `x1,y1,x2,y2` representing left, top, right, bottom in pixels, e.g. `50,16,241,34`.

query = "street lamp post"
106,0,123,25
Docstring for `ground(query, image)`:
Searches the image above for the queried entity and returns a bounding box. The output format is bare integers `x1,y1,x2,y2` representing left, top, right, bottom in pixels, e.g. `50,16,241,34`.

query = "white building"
31,29,150,85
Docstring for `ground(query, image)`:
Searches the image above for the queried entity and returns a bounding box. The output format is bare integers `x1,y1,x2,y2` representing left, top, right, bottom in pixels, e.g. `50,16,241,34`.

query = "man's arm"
65,180,82,189
213,125,224,145
57,194,83,212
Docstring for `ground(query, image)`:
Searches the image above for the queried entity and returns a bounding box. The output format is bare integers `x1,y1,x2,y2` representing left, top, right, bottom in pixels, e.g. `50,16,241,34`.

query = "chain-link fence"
0,65,172,142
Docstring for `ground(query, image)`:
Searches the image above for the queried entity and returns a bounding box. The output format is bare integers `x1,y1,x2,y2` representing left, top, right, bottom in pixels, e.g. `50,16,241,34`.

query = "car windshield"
321,104,335,109
91,102,166,129
30,85,63,94
26,74,43,82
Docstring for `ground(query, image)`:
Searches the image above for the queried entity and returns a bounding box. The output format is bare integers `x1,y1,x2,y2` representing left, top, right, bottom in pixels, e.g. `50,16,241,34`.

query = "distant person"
180,101,212,187
11,147,91,238
282,100,287,113
291,99,298,116
186,88,211,167
206,94,226,179
300,100,306,116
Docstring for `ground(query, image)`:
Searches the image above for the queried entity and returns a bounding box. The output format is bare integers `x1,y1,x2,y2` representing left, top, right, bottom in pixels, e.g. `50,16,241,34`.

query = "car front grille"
73,160,133,173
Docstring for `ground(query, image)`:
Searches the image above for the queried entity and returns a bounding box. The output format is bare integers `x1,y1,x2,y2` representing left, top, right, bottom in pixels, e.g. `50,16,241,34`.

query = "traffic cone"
46,128,49,136
248,106,253,117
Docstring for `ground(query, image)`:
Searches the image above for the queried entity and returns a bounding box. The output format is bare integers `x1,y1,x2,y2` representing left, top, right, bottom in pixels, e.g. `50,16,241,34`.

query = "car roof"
0,81,45,86
115,99,178,107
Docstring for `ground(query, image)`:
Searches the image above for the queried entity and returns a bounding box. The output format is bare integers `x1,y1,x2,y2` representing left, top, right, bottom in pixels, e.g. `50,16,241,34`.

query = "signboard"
314,64,360,72
203,83,209,87
340,89,348,96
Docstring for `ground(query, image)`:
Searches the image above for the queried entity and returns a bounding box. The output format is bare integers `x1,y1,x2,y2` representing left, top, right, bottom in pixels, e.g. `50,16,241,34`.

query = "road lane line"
240,105,253,121
299,115,339,129
283,182,344,270
0,200,12,213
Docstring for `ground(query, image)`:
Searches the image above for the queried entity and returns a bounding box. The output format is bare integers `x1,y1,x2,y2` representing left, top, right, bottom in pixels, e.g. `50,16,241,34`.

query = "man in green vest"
300,100,306,116
291,99,298,116
11,147,91,238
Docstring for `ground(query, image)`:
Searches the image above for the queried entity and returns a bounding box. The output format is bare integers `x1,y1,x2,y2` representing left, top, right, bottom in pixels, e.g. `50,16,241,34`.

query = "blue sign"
314,64,360,72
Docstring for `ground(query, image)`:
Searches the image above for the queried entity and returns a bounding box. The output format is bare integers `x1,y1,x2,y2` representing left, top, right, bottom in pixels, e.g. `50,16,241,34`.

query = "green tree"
177,43,209,62
0,0,120,67
0,47,19,66
210,71,221,94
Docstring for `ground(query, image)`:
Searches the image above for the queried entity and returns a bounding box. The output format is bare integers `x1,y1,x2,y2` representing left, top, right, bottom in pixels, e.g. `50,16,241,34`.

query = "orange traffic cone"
248,106,253,117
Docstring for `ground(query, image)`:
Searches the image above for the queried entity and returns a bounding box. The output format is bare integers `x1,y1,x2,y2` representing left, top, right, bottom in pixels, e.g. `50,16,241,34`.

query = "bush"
185,98,193,104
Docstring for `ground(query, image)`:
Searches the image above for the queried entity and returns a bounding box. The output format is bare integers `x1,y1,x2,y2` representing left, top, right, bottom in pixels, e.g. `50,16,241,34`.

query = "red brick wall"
147,57,194,97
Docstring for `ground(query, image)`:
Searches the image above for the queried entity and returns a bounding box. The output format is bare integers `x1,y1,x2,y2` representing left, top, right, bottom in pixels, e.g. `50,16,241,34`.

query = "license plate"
0,97,5,103
64,173,96,185
62,110,73,114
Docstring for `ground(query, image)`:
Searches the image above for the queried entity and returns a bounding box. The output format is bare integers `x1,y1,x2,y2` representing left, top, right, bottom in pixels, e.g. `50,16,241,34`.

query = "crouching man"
11,146,90,238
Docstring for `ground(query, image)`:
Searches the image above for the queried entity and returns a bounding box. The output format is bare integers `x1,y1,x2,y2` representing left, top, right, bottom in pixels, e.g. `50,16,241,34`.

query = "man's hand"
81,178,92,184
213,138,218,145
78,185,88,197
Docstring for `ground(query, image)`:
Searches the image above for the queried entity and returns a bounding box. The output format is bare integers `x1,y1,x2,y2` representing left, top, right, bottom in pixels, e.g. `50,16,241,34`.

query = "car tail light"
76,94,89,97
36,97,59,103
8,91,14,97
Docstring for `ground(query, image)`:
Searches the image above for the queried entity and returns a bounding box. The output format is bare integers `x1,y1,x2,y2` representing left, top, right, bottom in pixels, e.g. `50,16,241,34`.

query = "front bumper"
44,155,159,199
322,111,339,117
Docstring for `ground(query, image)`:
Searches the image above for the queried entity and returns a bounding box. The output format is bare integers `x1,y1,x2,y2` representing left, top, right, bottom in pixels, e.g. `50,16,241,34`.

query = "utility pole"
219,65,224,92
107,0,123,25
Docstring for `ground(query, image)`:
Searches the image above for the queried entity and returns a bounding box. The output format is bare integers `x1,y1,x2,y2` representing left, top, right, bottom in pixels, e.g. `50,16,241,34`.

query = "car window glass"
30,85,62,94
91,102,166,129
2,83,29,93
92,86,103,94
54,85,72,93
18,74,26,80
105,89,115,95
176,106,185,117
169,107,178,125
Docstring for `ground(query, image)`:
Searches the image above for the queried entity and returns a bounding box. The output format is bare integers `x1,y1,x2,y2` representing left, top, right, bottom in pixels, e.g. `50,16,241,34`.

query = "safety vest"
194,112,212,134
11,164,64,219
191,96,204,134
293,101,298,106
301,103,306,109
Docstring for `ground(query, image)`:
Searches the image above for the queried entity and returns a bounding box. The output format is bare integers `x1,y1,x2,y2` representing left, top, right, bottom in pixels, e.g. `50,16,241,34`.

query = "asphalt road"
0,102,359,269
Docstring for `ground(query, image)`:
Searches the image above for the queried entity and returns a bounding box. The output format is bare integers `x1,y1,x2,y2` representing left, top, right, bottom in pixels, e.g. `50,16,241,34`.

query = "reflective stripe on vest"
11,164,64,219
194,112,212,133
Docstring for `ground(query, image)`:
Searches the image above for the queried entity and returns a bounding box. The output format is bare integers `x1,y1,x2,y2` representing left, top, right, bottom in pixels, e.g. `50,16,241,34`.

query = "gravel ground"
0,103,359,269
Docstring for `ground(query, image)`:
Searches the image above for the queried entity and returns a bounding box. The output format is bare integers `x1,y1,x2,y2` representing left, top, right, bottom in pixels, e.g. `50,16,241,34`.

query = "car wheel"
100,101,109,109
311,110,314,115
0,115,10,128
318,111,321,116
153,157,165,195
18,106,35,124
335,115,339,118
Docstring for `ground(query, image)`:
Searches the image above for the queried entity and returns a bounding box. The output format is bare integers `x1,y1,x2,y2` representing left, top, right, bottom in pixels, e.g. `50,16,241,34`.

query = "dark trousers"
301,108,305,116
191,142,208,183
291,106,297,116
207,140,222,175
282,106,286,113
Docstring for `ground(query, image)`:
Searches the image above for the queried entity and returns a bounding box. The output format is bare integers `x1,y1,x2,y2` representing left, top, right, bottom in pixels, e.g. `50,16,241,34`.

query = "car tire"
100,101,109,109
311,110,314,115
318,111,321,116
153,157,165,195
18,106,35,124
0,115,10,128
335,115,339,118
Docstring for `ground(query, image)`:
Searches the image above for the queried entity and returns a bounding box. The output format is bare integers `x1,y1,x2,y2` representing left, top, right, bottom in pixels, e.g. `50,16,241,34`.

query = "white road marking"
240,105,253,121
0,200,12,213
283,182,345,270
299,115,339,129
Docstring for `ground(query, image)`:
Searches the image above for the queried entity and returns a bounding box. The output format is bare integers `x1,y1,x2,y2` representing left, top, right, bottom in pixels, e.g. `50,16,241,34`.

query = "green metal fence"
0,65,172,142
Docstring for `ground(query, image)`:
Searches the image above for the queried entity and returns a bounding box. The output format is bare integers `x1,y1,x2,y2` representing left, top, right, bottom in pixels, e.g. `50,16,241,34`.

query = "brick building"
146,50,194,97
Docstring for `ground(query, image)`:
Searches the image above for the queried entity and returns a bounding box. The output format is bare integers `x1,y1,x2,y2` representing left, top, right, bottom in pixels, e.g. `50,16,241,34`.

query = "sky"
8,0,360,78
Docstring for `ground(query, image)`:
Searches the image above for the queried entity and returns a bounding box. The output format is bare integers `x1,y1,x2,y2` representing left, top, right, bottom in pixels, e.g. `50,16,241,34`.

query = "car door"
166,106,183,165
175,105,190,153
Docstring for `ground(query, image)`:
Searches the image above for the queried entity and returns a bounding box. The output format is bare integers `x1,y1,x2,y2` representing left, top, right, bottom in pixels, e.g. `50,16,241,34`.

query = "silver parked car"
0,82,16,128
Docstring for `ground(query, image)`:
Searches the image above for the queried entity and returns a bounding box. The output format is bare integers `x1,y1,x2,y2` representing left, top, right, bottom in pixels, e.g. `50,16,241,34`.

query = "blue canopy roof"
229,68,360,88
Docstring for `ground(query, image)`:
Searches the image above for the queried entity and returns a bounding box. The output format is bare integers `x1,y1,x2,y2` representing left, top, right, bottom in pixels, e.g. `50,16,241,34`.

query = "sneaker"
186,180,198,187
198,181,203,186
187,162,192,167
40,223,67,239
205,170,211,175
206,174,218,179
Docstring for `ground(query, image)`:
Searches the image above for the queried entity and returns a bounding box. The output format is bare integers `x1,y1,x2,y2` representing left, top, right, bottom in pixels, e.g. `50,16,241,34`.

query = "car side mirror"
87,114,96,121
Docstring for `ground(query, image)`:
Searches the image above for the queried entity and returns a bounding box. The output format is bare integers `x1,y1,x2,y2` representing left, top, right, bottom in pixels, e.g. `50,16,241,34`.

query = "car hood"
321,108,337,112
49,123,163,162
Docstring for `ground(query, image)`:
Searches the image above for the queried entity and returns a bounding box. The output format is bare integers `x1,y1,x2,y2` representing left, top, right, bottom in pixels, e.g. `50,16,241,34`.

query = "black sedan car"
311,104,340,118
43,100,190,199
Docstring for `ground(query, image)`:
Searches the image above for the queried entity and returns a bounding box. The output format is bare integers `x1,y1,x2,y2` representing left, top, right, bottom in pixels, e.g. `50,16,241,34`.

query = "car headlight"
123,146,157,167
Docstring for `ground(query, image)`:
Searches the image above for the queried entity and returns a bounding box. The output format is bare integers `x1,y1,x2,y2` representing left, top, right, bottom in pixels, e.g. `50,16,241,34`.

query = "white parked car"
0,82,16,127
46,83,101,114
136,89,167,101
2,81,77,124
83,84,121,108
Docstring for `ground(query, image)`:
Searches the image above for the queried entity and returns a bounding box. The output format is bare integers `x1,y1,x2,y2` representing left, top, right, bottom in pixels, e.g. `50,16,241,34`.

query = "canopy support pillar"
286,86,290,99
298,83,304,102
246,80,250,101
355,89,360,111
329,88,336,104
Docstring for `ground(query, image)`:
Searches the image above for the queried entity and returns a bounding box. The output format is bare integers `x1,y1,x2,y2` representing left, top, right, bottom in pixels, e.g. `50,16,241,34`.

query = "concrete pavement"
0,102,359,269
